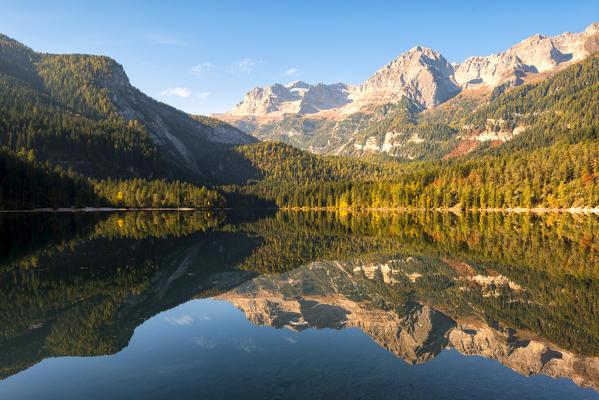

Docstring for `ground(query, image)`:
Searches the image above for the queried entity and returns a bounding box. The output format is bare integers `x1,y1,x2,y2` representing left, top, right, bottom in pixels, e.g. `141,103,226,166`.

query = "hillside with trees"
0,34,247,208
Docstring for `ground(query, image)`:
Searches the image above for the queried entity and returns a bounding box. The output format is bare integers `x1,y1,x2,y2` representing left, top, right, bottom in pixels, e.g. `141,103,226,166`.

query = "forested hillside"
0,146,98,208
0,35,164,178
0,34,248,208
0,146,224,209
228,54,599,210
469,52,599,152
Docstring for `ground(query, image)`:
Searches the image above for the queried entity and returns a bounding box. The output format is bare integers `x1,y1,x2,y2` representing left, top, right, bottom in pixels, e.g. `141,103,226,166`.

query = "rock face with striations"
346,46,460,111
227,80,351,117
455,22,599,88
221,47,461,118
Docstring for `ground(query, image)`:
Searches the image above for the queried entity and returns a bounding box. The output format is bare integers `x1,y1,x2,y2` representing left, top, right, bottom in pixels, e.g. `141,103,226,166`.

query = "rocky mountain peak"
219,23,598,122
349,45,459,110
382,46,449,70
285,80,310,90
586,22,599,35
225,80,351,117
455,23,598,88
508,32,569,72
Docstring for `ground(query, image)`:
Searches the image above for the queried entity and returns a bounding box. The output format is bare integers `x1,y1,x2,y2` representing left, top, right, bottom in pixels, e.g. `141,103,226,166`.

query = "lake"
0,210,598,399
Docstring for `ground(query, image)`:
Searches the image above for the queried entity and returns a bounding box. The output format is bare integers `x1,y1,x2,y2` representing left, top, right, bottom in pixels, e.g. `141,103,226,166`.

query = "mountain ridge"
0,33,256,181
215,23,599,157
219,22,599,121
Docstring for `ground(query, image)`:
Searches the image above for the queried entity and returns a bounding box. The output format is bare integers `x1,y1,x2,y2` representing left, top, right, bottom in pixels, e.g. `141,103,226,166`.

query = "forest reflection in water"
0,210,598,398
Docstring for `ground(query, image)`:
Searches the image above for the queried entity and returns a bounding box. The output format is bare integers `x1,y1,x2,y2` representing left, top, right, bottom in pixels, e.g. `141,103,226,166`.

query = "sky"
1,0,597,115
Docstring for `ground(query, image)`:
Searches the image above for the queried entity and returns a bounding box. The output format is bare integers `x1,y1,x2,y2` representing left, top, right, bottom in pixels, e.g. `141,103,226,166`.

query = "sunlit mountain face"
1,211,598,399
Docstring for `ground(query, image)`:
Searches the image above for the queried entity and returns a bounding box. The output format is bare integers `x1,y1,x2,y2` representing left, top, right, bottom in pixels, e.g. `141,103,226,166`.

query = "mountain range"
0,22,598,210
215,22,599,156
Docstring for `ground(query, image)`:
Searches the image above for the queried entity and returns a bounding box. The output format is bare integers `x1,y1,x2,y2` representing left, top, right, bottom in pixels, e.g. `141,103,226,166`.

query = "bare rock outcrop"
450,324,599,391
226,80,350,117
455,22,599,88
346,46,460,111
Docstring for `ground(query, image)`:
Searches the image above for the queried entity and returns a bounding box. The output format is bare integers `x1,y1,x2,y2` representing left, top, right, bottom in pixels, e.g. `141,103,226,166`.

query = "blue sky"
1,0,597,115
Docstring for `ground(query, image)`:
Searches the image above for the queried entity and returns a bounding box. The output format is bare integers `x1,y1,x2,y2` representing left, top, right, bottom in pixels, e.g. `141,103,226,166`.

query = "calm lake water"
1,211,598,399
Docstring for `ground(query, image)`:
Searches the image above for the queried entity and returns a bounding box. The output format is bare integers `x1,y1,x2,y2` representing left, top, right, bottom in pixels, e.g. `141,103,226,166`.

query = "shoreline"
283,206,599,214
1,206,598,214
0,207,225,213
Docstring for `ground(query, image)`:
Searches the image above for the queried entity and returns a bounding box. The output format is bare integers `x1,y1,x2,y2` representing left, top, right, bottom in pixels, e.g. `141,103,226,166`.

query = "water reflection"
219,259,599,391
0,211,598,398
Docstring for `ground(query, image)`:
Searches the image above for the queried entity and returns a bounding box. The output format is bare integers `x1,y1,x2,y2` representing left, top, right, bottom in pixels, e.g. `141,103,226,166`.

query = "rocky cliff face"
220,47,460,119
227,80,350,117
346,46,460,111
215,259,599,391
449,324,599,391
455,23,599,88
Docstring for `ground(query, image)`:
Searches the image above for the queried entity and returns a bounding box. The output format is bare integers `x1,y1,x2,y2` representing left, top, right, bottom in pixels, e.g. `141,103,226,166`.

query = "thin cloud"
160,87,191,98
191,62,215,75
235,58,258,74
194,337,217,349
284,67,298,76
148,33,193,47
239,338,258,353
164,315,193,325
197,91,211,100
135,58,159,69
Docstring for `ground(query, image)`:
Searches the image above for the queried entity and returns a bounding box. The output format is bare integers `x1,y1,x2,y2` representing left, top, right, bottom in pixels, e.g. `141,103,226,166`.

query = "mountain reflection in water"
0,210,598,399
218,259,599,391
